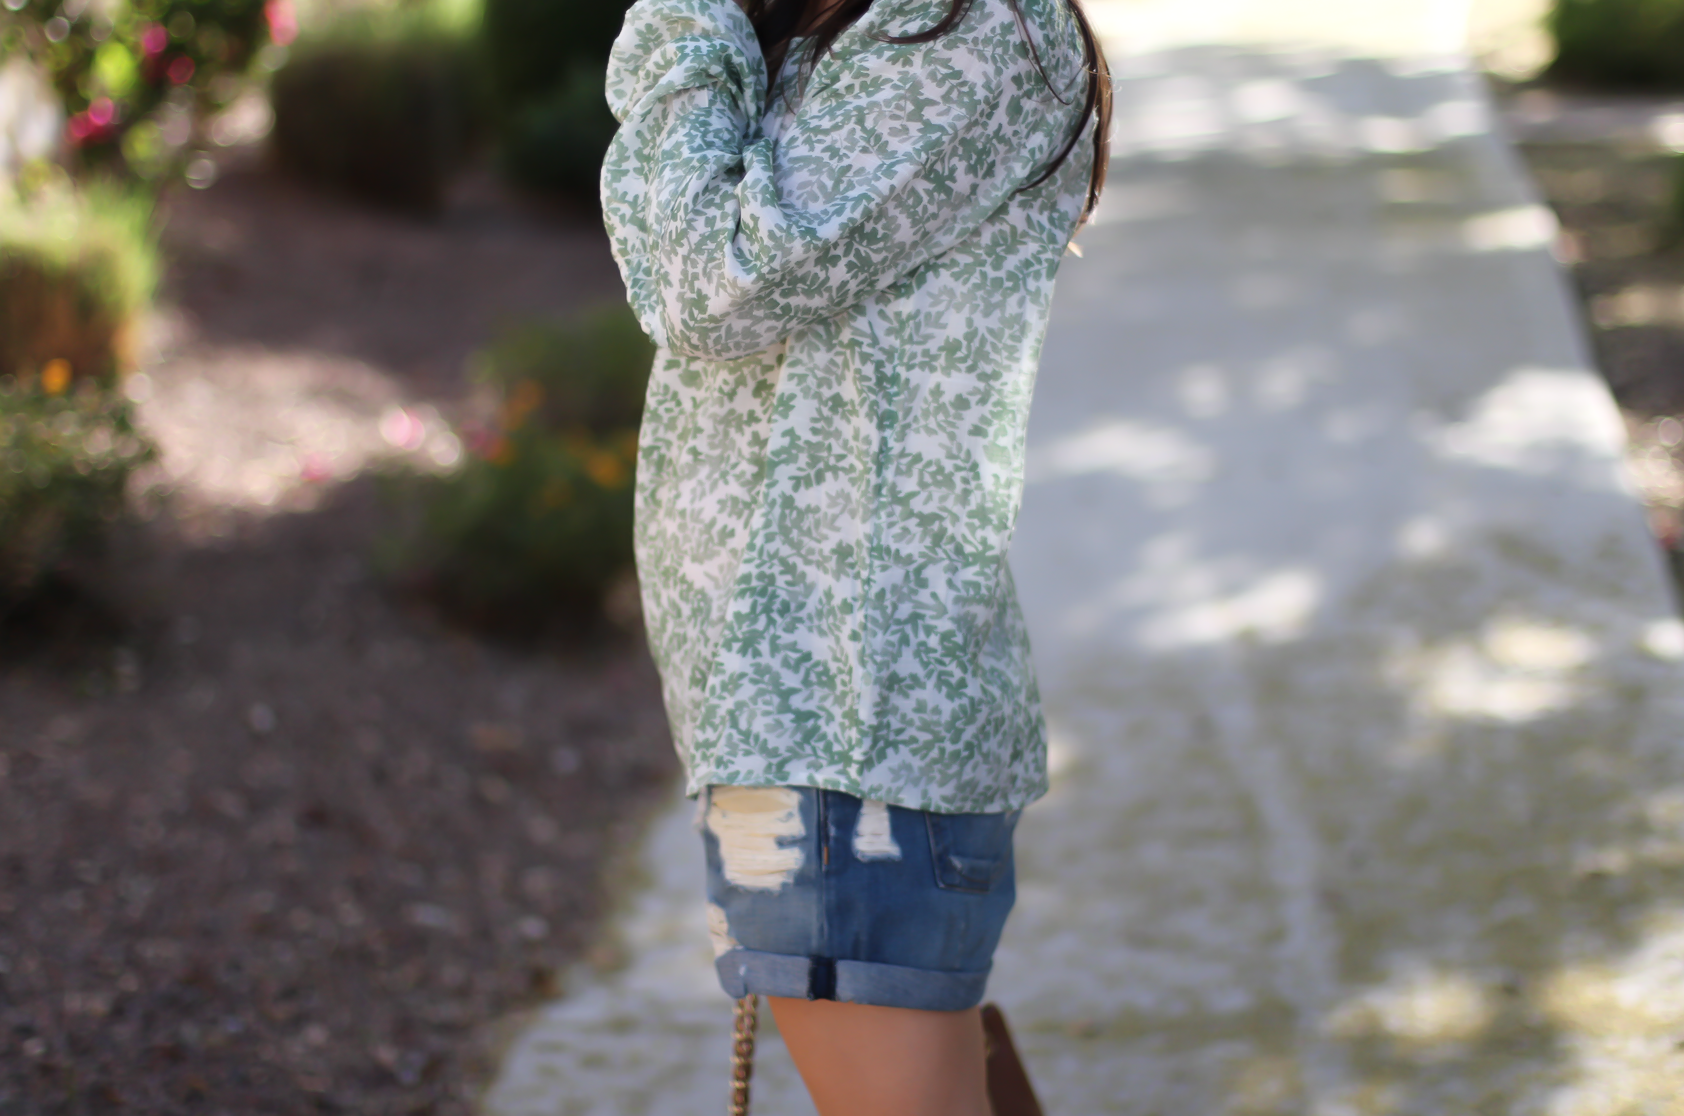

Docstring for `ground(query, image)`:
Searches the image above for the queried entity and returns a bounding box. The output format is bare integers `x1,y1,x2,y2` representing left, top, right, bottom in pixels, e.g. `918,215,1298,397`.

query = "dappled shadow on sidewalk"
997,45,1684,1116
477,47,1684,1116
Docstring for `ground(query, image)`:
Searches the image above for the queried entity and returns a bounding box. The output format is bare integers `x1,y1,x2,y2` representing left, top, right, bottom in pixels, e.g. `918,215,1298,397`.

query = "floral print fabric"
602,0,1095,812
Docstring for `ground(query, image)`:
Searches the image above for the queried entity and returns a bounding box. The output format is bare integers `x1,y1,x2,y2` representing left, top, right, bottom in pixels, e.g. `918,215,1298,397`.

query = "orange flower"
41,359,71,396
500,380,545,431
583,448,626,489
539,478,573,509
485,435,514,466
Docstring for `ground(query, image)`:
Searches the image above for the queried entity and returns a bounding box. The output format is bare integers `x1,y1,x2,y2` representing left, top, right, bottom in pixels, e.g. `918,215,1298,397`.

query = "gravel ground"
1510,114,1684,552
0,484,676,1115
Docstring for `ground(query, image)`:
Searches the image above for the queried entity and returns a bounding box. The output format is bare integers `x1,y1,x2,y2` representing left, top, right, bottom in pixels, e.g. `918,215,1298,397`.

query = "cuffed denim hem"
714,948,990,1012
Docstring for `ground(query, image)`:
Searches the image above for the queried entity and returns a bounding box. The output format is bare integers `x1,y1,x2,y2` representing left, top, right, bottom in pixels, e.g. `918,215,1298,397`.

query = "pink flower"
87,97,114,127
379,407,426,451
167,56,195,84
264,0,298,47
300,454,333,484
66,109,116,146
140,24,168,56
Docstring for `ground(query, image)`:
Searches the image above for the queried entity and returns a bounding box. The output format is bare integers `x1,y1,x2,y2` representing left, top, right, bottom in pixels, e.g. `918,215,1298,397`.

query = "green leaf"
92,39,137,97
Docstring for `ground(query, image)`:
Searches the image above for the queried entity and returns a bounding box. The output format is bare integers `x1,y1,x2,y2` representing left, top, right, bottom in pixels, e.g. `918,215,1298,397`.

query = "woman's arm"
601,0,1074,361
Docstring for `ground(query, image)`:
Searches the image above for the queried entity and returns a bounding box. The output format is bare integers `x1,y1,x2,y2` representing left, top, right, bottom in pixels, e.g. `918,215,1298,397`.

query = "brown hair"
742,0,1111,225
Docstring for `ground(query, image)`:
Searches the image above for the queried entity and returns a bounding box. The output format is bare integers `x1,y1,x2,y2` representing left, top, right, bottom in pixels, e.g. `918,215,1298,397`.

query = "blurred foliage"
480,0,631,202
496,62,617,203
382,303,654,633
478,0,629,110
268,1,490,212
0,179,158,612
267,0,629,208
1668,153,1684,244
0,370,157,610
0,176,158,385
0,0,276,182
1548,0,1684,90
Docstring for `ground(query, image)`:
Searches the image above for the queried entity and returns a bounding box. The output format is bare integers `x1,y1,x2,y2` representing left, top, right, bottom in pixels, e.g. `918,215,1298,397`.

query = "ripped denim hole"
706,786,806,892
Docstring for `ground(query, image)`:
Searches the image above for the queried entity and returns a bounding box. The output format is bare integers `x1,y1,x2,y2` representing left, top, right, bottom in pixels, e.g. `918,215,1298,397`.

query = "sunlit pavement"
481,4,1684,1114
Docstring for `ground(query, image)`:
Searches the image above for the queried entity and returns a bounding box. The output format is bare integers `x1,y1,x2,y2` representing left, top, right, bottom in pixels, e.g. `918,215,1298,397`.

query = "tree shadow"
1005,44,1684,1115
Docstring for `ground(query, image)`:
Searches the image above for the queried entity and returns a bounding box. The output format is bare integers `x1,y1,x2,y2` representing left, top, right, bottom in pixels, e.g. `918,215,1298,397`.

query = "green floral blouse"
602,0,1095,812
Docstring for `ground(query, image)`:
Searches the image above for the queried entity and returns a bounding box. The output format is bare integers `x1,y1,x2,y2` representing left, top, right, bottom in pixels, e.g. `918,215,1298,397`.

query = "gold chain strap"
729,994,759,1116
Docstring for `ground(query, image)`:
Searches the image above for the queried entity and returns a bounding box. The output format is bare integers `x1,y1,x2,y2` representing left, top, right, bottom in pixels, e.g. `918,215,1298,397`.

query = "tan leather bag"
981,1002,1046,1116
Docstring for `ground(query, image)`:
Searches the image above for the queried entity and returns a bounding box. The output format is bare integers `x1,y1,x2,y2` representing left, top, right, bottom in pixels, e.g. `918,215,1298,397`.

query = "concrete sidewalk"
482,9,1684,1116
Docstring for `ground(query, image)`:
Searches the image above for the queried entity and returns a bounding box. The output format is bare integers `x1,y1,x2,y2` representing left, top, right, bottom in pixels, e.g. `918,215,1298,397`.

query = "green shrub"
0,181,159,614
479,0,631,202
383,303,654,632
497,62,617,202
0,375,158,607
479,0,632,112
0,180,158,386
1668,152,1684,241
0,0,274,183
1548,0,1684,90
269,7,491,213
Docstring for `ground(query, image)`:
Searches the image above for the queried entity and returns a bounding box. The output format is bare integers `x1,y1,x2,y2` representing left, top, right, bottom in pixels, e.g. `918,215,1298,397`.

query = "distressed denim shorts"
700,785,1020,1012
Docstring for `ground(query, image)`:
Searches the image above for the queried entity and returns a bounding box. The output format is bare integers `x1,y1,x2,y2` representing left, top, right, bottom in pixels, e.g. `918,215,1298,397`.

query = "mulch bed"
1512,121,1684,551
0,149,677,1115
1519,139,1684,416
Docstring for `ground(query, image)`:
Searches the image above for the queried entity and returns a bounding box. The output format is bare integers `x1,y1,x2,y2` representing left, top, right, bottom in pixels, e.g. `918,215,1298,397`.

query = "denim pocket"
925,809,1019,894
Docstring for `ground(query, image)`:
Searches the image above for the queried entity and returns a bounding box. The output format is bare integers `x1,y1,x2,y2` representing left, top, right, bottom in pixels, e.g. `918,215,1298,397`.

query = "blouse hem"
682,768,1051,816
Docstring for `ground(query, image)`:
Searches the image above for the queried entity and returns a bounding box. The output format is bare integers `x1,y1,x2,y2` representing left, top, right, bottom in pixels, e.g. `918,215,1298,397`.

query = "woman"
601,0,1109,1107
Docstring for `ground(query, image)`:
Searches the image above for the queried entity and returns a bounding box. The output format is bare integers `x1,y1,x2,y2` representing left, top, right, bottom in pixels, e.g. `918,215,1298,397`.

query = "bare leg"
767,996,991,1116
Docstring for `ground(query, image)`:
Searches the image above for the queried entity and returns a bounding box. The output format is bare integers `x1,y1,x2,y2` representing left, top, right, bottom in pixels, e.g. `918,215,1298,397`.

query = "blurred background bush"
2,0,644,634
1548,0,1684,89
1671,151,1684,241
0,374,157,612
266,0,632,208
1,0,250,619
268,0,490,211
477,0,625,111
479,0,631,200
0,176,157,382
379,303,653,633
0,178,160,615
0,0,277,182
495,59,617,202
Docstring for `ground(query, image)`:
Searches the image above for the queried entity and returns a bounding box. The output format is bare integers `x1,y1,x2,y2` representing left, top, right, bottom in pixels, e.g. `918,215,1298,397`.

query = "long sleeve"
615,0,1094,814
601,0,1079,360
